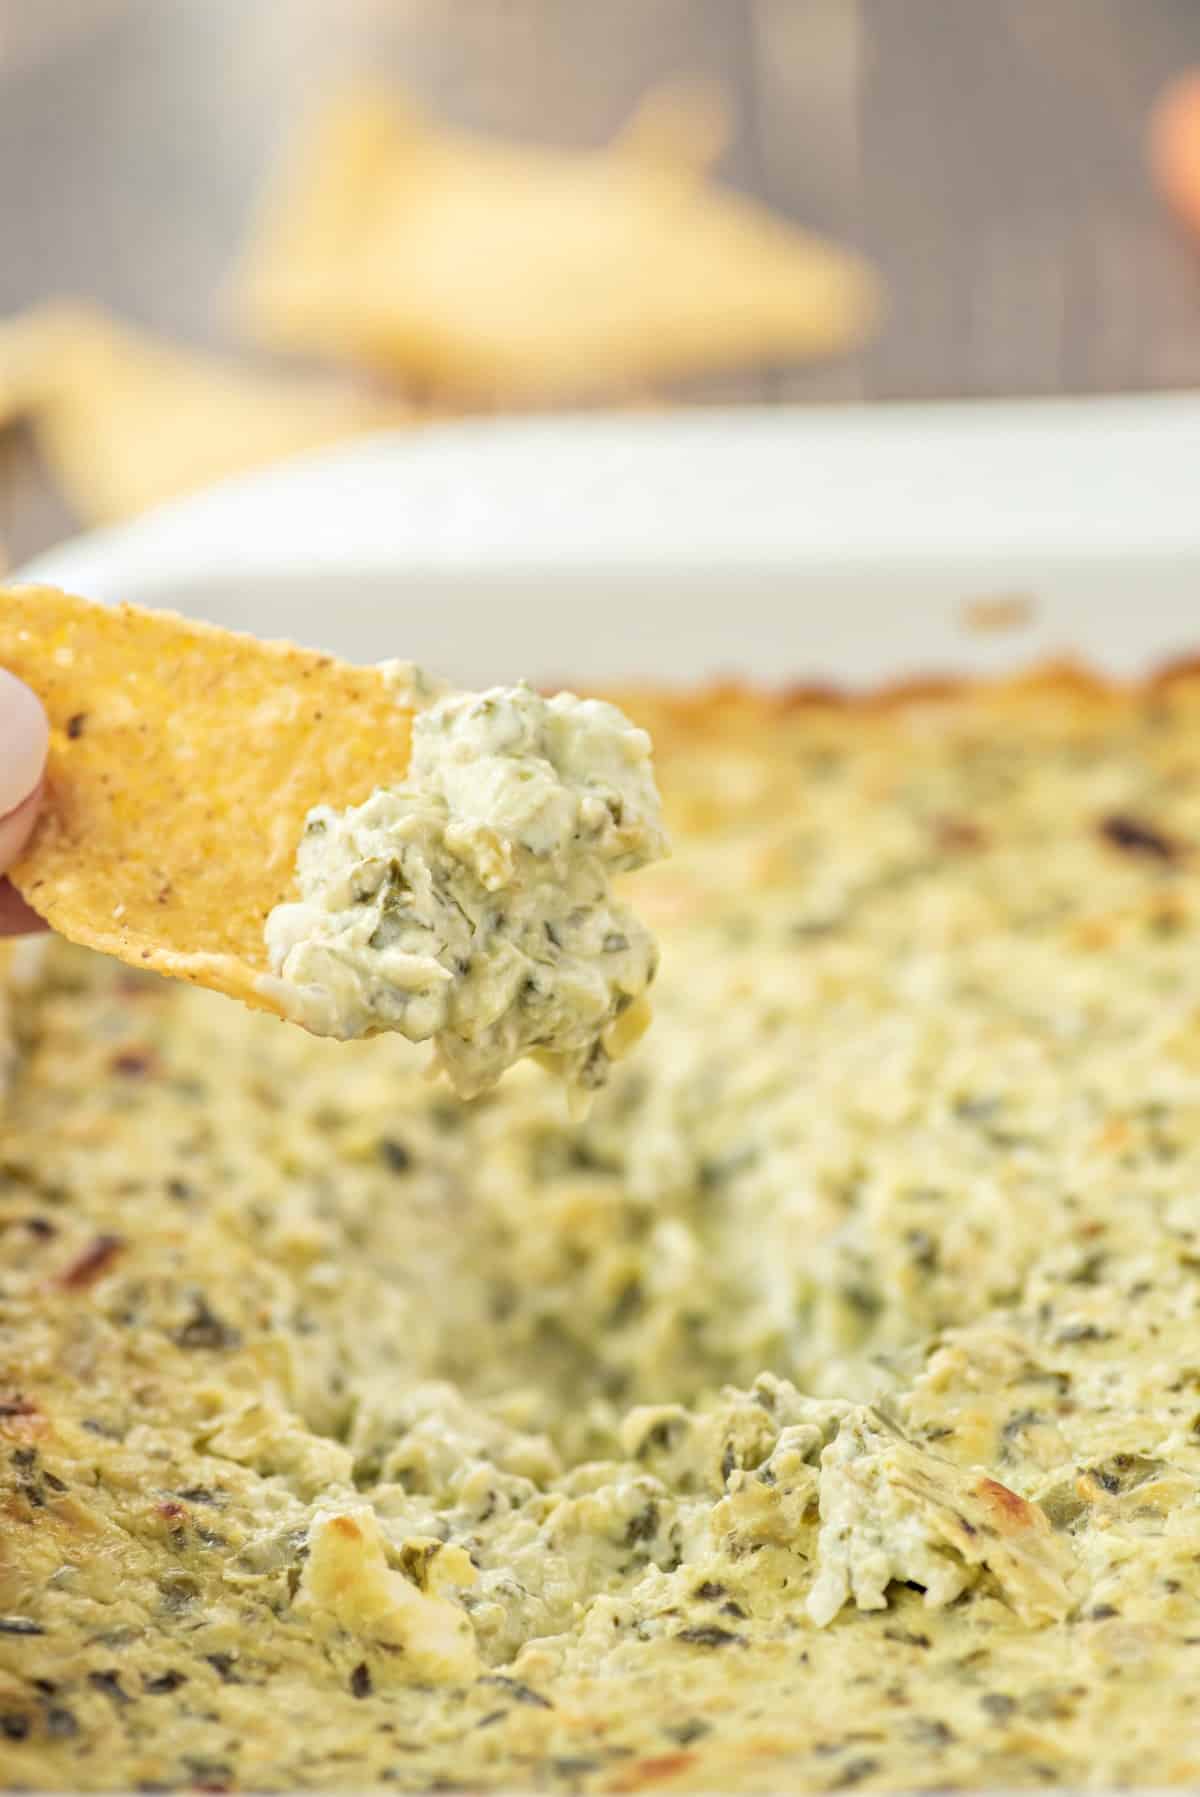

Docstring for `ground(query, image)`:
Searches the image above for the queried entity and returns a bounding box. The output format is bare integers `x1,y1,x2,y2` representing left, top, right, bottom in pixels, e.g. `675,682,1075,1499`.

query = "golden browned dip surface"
6,672,1200,1791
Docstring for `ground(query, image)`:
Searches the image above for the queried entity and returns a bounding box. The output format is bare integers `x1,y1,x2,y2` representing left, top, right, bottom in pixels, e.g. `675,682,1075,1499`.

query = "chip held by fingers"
0,588,666,1097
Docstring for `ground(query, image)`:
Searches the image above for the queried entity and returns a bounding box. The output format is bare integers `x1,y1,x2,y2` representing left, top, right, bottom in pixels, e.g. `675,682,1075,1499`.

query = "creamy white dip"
264,668,667,1098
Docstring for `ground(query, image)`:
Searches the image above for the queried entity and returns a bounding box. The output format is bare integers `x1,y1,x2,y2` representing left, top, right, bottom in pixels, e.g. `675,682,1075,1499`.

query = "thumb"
0,670,49,872
0,668,48,818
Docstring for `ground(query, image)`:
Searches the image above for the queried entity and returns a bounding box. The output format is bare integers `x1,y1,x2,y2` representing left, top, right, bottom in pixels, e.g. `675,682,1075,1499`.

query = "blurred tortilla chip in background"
0,304,407,524
0,79,881,539
233,82,882,403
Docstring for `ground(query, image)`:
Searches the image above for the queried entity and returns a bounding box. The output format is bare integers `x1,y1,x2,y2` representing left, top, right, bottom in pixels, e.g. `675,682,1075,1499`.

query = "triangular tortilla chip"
0,304,408,523
0,586,412,1016
234,84,881,400
610,78,733,171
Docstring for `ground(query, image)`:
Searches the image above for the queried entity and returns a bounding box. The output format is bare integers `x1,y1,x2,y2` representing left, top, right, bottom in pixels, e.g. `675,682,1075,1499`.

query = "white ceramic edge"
17,393,1200,601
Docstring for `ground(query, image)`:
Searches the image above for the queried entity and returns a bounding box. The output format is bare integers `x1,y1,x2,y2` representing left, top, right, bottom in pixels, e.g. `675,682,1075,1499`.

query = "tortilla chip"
0,586,412,1018
610,78,733,171
0,304,407,523
233,84,880,401
0,307,64,430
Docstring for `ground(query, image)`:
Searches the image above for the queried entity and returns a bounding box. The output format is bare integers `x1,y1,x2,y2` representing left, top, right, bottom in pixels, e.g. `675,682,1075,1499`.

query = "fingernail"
0,668,49,818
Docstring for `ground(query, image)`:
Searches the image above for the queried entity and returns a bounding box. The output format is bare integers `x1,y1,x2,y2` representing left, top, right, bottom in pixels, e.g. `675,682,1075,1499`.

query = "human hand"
1150,73,1200,240
0,668,49,935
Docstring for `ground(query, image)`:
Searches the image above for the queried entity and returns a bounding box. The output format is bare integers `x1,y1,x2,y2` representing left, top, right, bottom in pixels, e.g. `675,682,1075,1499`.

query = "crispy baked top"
5,669,1200,1791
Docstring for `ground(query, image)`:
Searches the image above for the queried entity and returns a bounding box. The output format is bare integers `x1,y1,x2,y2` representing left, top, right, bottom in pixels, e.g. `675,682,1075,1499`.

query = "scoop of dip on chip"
264,664,667,1097
0,589,667,1102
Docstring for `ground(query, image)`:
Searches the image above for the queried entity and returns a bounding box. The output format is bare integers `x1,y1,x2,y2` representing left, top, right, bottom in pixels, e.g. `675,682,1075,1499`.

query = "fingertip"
1149,71,1200,237
0,669,49,817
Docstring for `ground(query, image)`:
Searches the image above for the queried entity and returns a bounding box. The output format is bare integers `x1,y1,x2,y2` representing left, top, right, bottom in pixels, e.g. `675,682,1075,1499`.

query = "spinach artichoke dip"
263,669,666,1099
7,670,1200,1792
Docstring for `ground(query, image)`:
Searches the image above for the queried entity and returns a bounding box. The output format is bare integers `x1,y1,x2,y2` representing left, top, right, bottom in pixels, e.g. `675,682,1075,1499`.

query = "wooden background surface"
2,0,1200,563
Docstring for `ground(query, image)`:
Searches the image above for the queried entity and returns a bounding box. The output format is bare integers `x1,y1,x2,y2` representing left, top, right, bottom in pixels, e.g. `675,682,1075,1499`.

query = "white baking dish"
15,399,1200,1795
18,394,1200,686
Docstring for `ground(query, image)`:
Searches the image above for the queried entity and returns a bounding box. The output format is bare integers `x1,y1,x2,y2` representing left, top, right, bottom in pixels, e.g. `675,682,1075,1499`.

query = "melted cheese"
5,675,1200,1791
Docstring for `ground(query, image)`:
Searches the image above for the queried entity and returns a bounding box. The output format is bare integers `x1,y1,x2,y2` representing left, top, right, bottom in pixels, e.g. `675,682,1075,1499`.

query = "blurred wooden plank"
752,0,867,403
858,0,1200,398
0,0,773,563
341,0,754,150
0,0,290,341
6,0,1200,566
0,0,133,78
4,0,769,338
